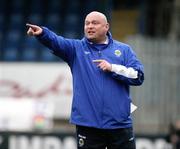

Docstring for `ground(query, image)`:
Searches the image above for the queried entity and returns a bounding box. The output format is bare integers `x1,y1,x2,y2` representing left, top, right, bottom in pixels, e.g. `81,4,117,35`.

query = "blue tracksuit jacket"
37,27,144,129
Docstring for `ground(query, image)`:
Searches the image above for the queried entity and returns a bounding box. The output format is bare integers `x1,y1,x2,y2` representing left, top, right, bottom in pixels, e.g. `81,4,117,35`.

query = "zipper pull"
98,50,101,57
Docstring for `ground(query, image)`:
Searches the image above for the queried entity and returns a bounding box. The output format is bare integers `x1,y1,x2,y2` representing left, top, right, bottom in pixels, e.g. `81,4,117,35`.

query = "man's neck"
90,36,108,44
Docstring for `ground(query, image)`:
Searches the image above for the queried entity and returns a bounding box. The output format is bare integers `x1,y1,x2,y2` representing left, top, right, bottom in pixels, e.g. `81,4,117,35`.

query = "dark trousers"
76,125,136,149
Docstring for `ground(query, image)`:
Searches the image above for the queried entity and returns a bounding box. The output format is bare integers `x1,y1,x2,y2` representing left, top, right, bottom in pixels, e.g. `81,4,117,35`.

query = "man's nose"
87,23,94,28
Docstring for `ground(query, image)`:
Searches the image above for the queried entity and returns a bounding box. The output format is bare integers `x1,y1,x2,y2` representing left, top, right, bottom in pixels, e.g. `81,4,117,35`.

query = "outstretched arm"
26,23,76,65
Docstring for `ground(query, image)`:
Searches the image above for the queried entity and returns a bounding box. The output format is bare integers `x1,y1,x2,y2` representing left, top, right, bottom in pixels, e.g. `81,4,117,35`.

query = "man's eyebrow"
85,20,99,22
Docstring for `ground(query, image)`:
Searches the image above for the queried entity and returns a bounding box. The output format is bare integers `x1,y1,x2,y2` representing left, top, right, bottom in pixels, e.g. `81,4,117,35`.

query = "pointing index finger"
26,23,36,28
93,59,104,63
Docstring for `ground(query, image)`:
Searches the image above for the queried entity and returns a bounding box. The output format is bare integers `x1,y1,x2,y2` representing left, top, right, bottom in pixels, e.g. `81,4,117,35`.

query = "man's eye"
85,22,89,25
93,21,100,25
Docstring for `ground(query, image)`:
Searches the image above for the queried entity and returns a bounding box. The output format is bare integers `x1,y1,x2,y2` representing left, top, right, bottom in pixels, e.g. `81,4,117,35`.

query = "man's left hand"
93,59,112,71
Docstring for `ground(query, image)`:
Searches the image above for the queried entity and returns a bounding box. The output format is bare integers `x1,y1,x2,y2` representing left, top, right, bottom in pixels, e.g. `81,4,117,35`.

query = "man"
27,11,144,149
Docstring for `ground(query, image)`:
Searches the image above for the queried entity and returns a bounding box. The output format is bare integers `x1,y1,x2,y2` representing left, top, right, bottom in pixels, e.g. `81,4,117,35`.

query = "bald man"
27,11,144,149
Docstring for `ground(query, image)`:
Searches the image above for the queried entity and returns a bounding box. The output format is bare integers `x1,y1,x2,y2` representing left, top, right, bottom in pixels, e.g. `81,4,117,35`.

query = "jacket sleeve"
36,27,76,65
111,46,144,86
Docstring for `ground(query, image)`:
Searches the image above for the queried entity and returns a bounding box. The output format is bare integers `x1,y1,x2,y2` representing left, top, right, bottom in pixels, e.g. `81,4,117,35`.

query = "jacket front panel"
70,39,132,128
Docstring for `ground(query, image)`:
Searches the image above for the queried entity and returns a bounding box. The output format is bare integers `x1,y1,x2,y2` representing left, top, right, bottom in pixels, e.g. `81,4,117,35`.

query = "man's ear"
106,23,109,31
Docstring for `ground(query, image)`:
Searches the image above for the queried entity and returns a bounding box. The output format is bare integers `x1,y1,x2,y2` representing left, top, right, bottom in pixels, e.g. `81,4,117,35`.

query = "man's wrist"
110,64,113,71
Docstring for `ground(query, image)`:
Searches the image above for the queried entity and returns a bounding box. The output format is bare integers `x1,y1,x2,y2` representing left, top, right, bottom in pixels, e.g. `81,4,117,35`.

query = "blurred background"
0,0,180,148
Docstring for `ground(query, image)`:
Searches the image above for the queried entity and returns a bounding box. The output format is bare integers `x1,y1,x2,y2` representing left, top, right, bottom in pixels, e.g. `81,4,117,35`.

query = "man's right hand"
26,23,43,36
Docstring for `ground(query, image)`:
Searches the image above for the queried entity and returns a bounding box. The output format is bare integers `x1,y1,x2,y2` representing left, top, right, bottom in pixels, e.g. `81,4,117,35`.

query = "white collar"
103,36,109,44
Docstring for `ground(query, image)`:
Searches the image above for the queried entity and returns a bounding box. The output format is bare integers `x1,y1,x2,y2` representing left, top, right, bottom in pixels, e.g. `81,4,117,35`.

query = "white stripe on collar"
104,36,108,44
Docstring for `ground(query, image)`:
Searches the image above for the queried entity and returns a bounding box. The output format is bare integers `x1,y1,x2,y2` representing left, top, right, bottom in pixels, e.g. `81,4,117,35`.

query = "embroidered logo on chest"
114,49,121,57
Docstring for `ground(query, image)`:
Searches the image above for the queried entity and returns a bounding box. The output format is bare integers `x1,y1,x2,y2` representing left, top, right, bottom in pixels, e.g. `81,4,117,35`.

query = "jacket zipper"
97,50,104,127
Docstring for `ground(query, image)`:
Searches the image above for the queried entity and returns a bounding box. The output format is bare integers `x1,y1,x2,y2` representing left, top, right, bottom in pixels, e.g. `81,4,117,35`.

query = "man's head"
84,11,109,44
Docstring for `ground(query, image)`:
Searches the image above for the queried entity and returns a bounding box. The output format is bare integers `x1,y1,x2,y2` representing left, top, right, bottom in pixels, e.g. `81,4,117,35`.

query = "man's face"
84,12,109,43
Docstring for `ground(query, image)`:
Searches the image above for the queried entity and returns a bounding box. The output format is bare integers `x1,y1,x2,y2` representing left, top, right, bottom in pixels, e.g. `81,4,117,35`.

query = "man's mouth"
88,31,95,34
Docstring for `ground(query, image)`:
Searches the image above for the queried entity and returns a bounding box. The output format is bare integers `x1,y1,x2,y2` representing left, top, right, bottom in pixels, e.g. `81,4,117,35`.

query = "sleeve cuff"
111,64,138,79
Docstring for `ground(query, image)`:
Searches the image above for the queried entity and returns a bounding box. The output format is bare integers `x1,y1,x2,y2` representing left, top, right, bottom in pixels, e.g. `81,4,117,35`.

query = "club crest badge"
79,138,84,147
114,49,121,57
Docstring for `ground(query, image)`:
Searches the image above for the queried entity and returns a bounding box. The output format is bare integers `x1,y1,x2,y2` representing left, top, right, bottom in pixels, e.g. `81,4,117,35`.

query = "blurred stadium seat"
3,47,19,61
0,14,5,33
8,13,24,30
30,0,44,14
63,13,80,38
40,47,56,61
0,32,3,59
23,37,38,49
11,0,24,13
21,47,37,61
47,0,62,14
0,0,6,14
45,13,61,32
27,14,43,26
5,30,21,48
